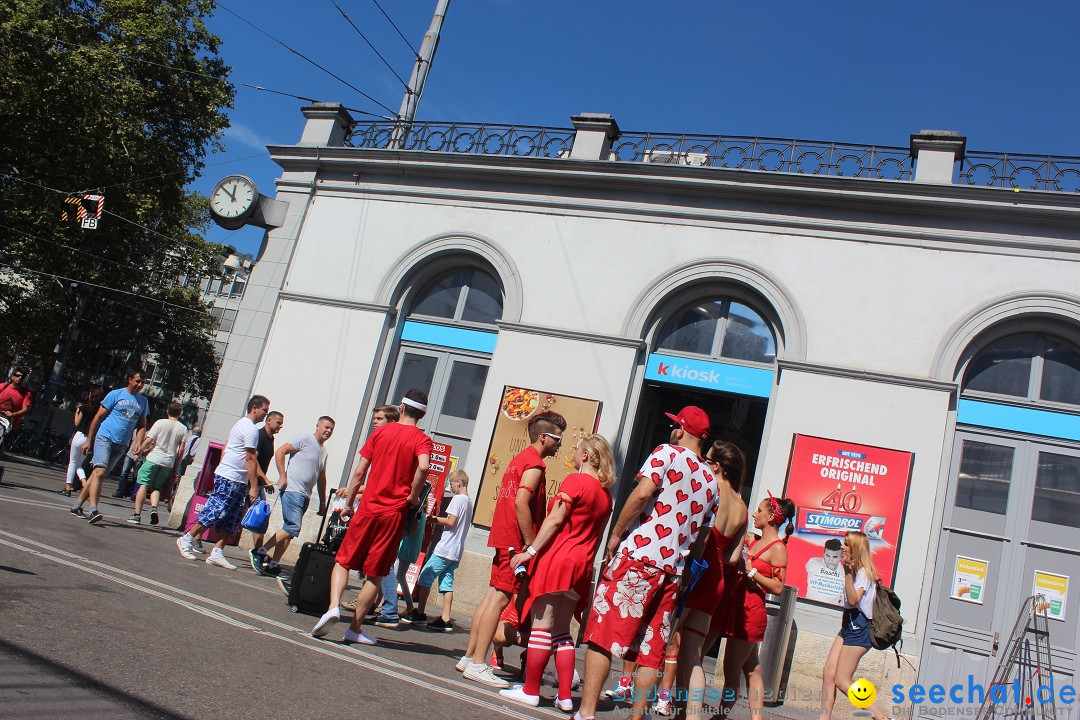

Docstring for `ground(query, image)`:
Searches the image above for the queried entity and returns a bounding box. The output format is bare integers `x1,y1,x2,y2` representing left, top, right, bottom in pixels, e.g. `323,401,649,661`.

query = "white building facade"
177,104,1080,715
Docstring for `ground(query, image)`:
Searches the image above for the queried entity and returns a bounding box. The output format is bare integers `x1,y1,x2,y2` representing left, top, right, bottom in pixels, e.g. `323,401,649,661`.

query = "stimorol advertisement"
783,434,914,604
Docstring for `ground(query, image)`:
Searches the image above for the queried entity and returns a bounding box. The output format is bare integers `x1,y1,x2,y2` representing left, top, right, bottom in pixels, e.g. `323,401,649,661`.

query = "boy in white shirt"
414,470,473,632
129,401,187,526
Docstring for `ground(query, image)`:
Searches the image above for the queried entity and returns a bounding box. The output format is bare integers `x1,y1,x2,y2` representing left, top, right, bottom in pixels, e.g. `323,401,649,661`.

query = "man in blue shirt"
70,370,150,524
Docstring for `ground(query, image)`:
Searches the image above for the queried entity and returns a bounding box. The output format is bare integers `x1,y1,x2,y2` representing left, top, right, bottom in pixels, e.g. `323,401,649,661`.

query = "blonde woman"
499,434,616,712
820,530,886,720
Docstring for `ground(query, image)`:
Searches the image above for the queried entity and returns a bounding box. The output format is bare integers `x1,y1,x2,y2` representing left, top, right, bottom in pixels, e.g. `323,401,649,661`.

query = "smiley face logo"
848,678,876,708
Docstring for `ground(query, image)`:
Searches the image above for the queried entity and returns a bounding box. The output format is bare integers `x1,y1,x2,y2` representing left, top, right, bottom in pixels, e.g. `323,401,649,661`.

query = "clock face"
210,175,257,220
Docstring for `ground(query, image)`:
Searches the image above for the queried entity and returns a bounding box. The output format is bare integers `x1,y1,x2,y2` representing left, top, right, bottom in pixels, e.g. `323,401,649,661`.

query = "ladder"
976,594,1057,720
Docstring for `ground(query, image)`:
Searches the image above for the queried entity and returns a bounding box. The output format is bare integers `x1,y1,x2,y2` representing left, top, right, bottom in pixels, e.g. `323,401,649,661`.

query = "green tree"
0,0,235,402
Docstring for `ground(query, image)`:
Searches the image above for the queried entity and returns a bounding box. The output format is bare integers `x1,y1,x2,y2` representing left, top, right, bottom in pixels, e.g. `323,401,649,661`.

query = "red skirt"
524,547,593,618
719,570,767,643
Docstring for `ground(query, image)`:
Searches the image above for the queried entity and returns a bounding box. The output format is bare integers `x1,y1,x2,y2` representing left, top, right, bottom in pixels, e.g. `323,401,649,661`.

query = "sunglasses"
542,432,563,444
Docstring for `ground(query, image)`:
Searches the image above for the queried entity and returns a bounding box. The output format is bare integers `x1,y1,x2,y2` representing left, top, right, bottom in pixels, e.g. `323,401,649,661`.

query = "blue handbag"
241,498,273,534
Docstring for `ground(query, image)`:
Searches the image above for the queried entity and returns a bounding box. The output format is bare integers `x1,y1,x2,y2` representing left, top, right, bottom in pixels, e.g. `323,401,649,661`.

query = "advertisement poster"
951,556,988,604
783,434,914,603
1033,571,1069,622
474,386,602,527
405,441,453,593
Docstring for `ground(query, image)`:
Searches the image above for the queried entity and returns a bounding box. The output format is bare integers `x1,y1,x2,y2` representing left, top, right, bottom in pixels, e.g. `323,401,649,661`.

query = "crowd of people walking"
51,367,891,719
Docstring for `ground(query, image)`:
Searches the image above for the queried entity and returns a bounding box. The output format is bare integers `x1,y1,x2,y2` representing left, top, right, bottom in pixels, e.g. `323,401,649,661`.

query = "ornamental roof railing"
343,120,1080,192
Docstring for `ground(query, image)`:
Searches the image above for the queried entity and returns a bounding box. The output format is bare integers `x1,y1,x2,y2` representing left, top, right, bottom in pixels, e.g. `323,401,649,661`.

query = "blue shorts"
197,475,249,535
839,608,872,648
92,436,128,472
280,491,310,537
417,554,459,594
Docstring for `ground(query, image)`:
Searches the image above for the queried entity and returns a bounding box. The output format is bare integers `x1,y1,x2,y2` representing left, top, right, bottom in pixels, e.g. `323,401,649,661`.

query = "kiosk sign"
783,435,914,603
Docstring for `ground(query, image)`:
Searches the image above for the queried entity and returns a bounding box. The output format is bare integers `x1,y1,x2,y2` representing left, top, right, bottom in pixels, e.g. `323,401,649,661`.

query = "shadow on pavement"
0,637,188,719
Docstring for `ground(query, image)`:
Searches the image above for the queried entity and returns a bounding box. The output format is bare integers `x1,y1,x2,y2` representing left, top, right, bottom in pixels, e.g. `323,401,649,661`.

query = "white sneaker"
343,627,376,645
206,552,237,570
312,607,341,637
555,668,582,691
554,697,575,713
176,536,197,561
191,539,207,554
463,663,510,688
455,655,470,672
498,684,539,707
654,696,673,716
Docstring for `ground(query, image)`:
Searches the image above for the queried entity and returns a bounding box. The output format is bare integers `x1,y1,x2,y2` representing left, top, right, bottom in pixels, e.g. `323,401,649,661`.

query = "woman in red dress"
674,440,749,718
720,491,796,719
499,433,615,712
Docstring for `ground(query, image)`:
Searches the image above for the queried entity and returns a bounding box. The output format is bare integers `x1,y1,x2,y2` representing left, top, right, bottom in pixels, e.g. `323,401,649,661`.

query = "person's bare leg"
819,636,843,720
417,585,433,615
133,484,148,515
631,664,659,719
441,590,453,621
465,587,496,659
185,521,208,540
833,646,885,719
578,644,613,719
469,589,511,665
269,533,294,562
349,578,382,632
149,488,161,509
325,562,350,614
721,639,754,718
86,466,106,507
676,610,714,718
743,646,765,719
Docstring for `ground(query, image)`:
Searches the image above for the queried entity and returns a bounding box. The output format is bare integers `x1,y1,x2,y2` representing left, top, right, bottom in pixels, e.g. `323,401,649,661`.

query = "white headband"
401,397,428,412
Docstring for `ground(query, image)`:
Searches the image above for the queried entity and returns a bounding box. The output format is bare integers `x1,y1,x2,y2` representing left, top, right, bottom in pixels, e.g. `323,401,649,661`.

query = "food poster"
951,556,988,604
474,386,602,527
1033,571,1069,621
782,435,914,602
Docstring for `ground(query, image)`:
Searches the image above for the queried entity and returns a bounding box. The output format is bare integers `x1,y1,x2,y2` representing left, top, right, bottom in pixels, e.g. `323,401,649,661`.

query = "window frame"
961,331,1080,412
654,297,777,368
406,268,504,328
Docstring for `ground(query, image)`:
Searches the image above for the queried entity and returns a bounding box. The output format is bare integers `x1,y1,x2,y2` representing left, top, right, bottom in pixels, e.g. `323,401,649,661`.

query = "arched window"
409,268,503,325
962,333,1080,407
656,299,776,365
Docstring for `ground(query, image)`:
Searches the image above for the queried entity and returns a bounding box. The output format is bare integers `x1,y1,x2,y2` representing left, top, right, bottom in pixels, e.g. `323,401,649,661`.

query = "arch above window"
408,268,504,325
963,332,1080,408
656,298,777,365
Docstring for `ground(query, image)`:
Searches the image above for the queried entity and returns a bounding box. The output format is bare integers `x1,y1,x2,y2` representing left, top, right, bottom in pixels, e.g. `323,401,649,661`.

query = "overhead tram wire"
216,2,399,117
4,265,208,316
370,0,421,59
330,0,410,91
5,26,394,121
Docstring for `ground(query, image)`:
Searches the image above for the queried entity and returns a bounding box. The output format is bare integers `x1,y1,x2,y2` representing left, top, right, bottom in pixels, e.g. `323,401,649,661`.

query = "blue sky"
195,1,1080,255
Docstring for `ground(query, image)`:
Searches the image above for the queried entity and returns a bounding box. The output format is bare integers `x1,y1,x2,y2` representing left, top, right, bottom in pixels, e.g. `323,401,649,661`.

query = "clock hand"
227,183,238,202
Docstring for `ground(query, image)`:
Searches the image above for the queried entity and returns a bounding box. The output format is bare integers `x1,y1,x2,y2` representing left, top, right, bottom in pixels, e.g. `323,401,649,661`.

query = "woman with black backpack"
819,530,888,719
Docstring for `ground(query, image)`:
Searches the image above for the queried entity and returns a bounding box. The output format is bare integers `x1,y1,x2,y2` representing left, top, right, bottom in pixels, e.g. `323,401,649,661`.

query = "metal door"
919,431,1080,716
385,347,489,471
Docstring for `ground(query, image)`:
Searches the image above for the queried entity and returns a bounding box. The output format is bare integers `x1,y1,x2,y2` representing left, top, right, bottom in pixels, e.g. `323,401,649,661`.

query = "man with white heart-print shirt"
577,405,718,720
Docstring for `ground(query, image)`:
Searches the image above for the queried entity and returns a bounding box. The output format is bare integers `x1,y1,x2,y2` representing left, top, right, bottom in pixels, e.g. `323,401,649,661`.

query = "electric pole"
391,0,450,147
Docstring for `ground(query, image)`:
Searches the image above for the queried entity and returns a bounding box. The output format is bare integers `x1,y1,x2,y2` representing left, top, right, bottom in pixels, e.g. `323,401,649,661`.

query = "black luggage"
283,509,337,615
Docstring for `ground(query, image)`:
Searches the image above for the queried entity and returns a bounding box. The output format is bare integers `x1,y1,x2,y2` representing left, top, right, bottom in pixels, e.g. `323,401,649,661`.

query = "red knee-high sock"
552,633,576,701
523,629,553,696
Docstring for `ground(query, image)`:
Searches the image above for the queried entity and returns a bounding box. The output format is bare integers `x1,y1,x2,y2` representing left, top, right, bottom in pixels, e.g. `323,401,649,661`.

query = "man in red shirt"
0,368,33,439
458,411,566,688
311,389,433,645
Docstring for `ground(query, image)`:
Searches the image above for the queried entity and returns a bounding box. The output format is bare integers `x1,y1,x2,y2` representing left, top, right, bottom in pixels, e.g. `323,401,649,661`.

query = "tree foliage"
0,0,235,402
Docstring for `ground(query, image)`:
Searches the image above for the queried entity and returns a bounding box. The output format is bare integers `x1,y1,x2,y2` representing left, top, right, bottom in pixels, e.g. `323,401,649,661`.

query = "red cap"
664,406,710,441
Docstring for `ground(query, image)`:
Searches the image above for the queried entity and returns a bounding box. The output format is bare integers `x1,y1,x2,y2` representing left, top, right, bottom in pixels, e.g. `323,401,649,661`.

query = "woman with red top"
719,492,796,719
673,441,749,718
499,433,616,713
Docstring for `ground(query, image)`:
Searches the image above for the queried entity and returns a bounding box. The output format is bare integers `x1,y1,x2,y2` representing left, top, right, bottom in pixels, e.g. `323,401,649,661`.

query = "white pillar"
910,130,966,184
568,113,621,161
299,103,355,147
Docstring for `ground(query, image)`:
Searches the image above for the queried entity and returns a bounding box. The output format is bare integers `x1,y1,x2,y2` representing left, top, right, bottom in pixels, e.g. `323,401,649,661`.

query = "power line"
330,0,410,90
216,2,399,117
5,26,394,120
94,152,269,193
3,265,208,316
0,224,142,272
371,0,421,58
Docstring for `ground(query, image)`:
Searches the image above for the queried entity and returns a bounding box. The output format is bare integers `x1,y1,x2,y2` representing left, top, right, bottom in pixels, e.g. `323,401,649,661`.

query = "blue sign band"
644,353,774,398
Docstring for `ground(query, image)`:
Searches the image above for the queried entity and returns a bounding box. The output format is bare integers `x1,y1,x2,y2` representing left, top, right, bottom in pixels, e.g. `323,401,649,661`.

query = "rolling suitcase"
283,508,338,615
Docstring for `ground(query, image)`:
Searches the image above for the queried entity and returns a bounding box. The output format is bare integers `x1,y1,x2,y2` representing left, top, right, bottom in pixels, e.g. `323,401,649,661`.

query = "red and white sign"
405,441,453,594
783,435,913,603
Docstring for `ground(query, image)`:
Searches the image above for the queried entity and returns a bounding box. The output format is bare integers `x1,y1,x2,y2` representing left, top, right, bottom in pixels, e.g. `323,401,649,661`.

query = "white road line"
0,530,563,719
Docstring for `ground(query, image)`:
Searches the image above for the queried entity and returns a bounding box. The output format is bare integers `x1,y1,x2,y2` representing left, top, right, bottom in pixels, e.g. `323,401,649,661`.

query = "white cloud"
225,123,269,151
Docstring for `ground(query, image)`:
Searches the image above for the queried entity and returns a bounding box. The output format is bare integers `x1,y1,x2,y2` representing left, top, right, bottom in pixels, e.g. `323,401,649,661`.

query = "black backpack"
870,582,904,666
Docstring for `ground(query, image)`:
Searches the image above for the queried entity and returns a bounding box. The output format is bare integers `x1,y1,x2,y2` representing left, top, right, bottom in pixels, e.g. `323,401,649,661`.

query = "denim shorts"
280,491,310,537
92,435,128,472
417,554,459,593
840,607,872,648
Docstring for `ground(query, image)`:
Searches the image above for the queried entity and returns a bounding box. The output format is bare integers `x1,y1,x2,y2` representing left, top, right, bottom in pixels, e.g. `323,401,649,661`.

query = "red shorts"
335,509,406,578
582,550,679,670
489,548,523,595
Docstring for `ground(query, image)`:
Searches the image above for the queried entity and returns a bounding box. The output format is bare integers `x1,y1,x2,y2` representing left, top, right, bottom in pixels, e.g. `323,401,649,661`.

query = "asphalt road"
0,456,745,720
